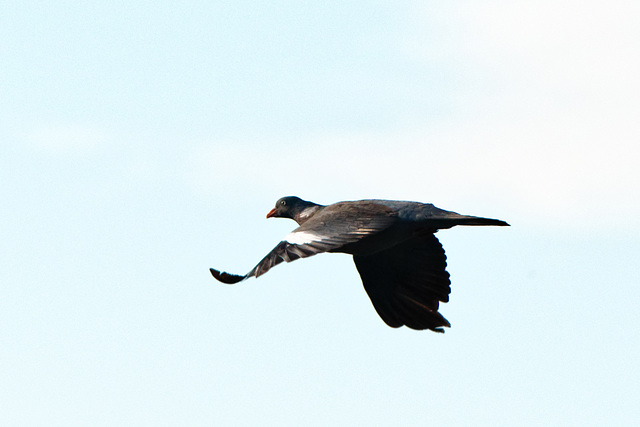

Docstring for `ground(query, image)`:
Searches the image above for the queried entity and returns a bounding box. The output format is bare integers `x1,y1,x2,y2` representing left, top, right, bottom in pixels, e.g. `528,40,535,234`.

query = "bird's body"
210,196,509,332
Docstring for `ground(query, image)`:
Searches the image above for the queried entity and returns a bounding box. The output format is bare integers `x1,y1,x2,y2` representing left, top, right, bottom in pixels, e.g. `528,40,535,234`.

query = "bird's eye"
280,200,286,206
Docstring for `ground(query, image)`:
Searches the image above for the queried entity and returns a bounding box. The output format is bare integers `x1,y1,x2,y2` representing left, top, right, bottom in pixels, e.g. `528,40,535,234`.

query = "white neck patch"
298,206,318,221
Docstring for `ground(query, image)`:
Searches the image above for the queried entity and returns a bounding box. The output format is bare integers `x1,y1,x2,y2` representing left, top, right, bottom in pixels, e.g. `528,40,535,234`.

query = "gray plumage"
210,196,509,332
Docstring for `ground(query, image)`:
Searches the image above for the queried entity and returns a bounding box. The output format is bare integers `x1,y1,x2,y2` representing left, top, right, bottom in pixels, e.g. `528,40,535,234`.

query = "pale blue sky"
2,1,639,426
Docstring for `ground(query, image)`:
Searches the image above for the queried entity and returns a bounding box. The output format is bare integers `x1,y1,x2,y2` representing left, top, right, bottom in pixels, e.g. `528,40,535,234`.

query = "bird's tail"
429,214,510,230
453,216,510,227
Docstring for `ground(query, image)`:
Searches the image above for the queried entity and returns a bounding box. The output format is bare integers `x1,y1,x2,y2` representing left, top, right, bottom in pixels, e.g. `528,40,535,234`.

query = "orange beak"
266,208,277,218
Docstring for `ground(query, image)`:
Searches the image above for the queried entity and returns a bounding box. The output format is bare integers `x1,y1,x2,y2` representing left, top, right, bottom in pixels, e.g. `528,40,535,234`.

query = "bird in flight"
210,196,509,333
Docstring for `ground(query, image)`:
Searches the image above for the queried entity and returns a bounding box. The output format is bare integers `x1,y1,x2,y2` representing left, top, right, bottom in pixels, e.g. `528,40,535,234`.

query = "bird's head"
266,196,321,224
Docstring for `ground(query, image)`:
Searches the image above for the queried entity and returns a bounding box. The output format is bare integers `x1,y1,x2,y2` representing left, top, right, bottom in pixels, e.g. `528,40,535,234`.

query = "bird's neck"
294,204,323,225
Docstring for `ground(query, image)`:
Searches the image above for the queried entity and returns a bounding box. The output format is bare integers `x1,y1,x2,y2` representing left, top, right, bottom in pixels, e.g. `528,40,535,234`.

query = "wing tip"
209,268,246,284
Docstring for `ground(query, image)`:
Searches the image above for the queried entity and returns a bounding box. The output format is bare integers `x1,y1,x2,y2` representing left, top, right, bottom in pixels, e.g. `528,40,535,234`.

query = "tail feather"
430,214,509,229
455,216,510,227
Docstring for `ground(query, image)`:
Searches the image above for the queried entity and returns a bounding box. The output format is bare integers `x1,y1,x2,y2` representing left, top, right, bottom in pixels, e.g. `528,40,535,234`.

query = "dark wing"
353,233,452,332
210,239,337,284
210,202,397,284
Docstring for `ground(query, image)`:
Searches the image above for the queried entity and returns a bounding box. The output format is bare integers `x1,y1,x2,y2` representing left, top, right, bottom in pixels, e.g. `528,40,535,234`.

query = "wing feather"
353,233,452,332
210,202,397,283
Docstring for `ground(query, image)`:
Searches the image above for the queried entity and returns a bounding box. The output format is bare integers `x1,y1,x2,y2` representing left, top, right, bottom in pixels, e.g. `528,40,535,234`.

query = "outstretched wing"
353,233,452,332
210,237,340,284
210,201,397,284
